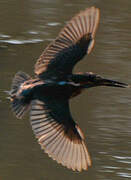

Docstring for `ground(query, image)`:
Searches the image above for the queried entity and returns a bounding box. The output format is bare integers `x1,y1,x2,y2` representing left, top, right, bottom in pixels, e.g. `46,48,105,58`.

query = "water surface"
0,0,131,179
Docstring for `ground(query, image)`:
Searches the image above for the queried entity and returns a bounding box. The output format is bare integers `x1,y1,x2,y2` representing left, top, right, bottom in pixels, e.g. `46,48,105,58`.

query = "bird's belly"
33,84,80,99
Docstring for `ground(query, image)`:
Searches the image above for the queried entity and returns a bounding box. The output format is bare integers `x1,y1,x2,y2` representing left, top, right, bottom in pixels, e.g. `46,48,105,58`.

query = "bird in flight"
8,7,129,171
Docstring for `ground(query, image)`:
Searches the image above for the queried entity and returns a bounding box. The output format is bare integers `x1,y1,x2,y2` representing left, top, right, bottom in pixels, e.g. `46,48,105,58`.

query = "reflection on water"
0,39,43,45
0,0,131,180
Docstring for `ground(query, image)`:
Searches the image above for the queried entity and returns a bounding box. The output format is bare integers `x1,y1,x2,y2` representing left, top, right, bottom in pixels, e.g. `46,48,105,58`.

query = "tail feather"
10,71,31,119
11,71,31,96
12,98,30,119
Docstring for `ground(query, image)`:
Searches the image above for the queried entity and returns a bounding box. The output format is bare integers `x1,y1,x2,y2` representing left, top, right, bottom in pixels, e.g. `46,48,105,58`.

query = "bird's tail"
9,71,31,119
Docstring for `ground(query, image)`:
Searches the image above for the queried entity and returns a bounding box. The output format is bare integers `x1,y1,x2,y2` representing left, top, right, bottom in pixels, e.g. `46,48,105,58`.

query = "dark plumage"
8,7,129,171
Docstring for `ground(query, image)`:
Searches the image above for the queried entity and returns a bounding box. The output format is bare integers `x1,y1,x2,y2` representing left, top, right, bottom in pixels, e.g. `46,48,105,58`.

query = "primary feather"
35,7,100,78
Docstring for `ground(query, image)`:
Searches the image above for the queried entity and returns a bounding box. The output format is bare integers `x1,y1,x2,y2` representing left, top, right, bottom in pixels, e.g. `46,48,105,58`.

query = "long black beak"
99,78,129,88
77,73,130,89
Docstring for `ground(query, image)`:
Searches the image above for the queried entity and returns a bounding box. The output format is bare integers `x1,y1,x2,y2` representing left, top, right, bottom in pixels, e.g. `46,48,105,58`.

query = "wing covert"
30,98,91,171
35,7,100,78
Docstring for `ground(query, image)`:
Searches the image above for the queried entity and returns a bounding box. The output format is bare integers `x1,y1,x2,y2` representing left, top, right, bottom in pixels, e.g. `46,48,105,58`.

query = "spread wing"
30,98,91,171
35,7,100,78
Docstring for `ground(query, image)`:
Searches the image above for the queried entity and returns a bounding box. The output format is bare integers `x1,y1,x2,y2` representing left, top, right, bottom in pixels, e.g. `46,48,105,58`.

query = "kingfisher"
8,7,129,171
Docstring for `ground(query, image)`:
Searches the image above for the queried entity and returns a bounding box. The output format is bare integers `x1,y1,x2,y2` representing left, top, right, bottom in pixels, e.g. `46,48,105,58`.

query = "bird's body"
12,74,88,101
8,7,129,171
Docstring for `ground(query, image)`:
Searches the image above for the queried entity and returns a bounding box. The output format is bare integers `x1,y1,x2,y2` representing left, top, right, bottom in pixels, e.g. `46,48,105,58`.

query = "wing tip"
39,138,92,172
34,6,100,76
37,125,92,171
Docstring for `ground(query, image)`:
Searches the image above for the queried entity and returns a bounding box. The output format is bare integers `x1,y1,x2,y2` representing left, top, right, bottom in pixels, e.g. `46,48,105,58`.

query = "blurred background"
0,0,131,179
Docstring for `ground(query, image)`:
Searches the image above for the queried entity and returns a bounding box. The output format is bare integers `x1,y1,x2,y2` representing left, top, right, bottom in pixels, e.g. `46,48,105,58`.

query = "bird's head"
72,72,129,88
84,72,129,88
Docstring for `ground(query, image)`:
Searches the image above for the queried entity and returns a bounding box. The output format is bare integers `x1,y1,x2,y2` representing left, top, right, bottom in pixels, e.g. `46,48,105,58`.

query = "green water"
0,0,131,179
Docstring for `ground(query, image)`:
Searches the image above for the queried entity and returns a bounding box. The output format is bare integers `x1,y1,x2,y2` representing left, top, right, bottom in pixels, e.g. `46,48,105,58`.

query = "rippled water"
0,0,131,179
